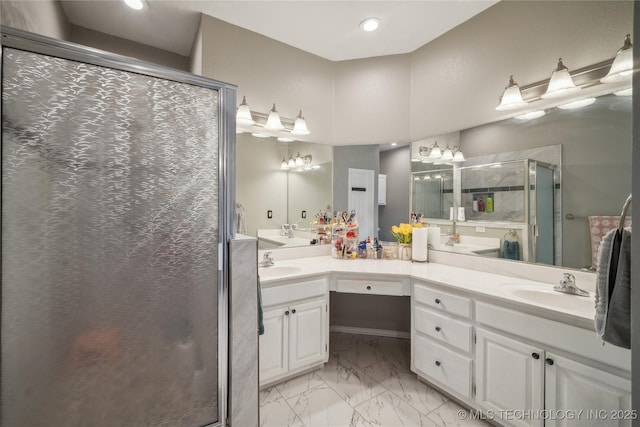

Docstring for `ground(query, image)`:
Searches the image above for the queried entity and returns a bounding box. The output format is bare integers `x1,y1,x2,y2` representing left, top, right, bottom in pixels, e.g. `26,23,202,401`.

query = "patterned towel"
588,216,631,268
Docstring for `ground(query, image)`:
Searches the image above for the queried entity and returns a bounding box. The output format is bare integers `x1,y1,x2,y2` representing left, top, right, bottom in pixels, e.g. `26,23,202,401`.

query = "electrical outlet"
267,210,272,219
302,210,306,219
476,227,486,233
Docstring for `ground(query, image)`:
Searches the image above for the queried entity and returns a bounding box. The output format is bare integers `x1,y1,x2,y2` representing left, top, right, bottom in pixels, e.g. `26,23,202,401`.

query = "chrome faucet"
259,251,275,267
553,273,589,297
281,224,294,238
446,236,455,246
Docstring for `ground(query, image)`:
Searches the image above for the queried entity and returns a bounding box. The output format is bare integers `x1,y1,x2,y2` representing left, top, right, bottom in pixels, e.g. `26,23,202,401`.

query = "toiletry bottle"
472,199,479,212
478,198,485,212
486,196,494,213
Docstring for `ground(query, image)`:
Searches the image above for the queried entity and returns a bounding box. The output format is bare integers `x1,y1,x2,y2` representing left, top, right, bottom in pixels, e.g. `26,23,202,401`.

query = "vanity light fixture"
236,96,255,126
123,0,146,10
360,17,381,32
287,158,296,168
557,97,596,110
601,34,633,83
452,147,466,163
496,75,527,110
541,58,580,99
441,146,454,161
281,153,312,170
428,142,442,159
265,103,285,130
291,110,310,135
280,158,289,170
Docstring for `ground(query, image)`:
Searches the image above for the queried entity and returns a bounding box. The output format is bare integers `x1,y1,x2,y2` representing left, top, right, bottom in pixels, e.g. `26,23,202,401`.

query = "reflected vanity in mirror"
410,93,632,271
236,133,333,249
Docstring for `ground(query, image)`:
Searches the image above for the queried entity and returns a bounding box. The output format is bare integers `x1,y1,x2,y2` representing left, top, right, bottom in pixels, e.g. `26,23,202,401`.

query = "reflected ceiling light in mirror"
287,158,296,168
265,103,284,130
295,153,304,166
360,17,381,32
601,34,633,83
123,0,146,10
291,110,310,135
557,97,596,110
280,158,289,170
615,88,633,96
515,110,546,120
277,136,295,142
251,132,269,138
236,96,255,126
496,75,527,110
541,58,580,99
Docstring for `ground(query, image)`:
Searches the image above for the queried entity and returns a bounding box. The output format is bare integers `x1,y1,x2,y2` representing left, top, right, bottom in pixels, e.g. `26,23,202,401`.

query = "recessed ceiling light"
390,142,398,146
360,18,381,32
123,0,146,10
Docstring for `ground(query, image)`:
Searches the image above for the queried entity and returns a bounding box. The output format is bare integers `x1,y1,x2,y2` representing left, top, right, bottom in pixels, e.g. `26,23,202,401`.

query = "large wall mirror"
410,93,632,271
236,133,333,249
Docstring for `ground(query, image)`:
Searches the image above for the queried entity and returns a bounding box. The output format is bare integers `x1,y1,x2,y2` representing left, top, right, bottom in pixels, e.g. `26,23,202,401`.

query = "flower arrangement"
391,223,422,244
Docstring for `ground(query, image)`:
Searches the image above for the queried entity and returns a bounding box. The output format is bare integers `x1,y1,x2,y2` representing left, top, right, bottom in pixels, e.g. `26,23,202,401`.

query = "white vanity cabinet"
259,277,329,386
476,302,632,427
411,280,473,399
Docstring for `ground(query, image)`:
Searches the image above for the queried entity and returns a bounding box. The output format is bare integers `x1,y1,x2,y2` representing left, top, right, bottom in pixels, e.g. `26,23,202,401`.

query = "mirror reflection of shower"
411,169,453,220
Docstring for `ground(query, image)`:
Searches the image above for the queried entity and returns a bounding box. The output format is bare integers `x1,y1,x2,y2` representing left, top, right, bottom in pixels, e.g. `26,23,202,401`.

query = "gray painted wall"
1,0,70,40
379,146,411,242
333,145,380,237
460,96,632,269
69,25,190,71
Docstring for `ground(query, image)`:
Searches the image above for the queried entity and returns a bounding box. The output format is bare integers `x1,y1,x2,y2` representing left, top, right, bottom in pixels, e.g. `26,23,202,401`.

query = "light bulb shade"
265,103,284,130
295,153,304,166
428,143,442,159
441,147,454,161
291,110,310,135
601,35,633,83
287,158,295,168
236,96,255,125
281,158,289,169
557,97,596,110
496,76,527,110
452,150,465,162
541,59,580,99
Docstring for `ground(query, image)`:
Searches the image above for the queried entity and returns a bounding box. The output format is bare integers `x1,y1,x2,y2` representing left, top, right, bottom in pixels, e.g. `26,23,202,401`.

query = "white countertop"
258,256,597,331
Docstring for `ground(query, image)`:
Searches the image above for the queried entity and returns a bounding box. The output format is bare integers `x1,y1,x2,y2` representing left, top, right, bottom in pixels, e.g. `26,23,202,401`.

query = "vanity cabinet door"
476,328,544,427
259,307,289,384
288,298,328,371
544,353,631,427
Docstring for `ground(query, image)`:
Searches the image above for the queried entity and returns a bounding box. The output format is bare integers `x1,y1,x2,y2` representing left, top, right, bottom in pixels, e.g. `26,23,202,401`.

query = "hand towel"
257,276,264,336
236,203,246,234
594,227,631,349
502,240,520,260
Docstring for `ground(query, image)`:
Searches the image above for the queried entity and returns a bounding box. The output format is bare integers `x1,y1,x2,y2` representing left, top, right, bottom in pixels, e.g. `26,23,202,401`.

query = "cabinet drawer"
414,306,472,353
262,278,328,307
336,278,403,296
414,283,472,319
414,334,472,398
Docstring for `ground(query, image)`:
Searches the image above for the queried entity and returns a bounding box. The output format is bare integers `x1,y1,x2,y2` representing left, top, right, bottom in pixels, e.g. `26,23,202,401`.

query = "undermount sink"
500,283,595,312
258,266,302,278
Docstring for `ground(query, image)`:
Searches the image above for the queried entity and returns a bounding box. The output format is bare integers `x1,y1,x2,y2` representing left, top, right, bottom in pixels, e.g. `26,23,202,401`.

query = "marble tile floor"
259,332,492,427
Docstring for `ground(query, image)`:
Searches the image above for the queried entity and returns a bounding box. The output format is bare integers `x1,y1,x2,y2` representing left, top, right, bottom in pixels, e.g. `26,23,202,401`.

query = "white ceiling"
61,0,498,61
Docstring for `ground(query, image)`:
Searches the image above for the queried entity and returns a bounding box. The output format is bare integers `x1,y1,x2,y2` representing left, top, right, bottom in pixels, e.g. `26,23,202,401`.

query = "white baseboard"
330,325,410,339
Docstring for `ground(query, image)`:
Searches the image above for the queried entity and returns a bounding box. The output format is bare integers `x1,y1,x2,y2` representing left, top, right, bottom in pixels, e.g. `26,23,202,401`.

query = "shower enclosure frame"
0,26,236,427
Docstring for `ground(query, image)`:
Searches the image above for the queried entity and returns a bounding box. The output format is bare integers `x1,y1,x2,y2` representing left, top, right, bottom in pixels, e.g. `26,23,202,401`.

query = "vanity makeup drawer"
413,282,472,319
414,306,472,353
414,334,472,398
335,278,405,296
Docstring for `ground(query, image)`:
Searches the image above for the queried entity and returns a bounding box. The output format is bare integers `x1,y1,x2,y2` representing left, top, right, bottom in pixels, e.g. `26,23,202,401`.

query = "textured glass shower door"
2,46,223,426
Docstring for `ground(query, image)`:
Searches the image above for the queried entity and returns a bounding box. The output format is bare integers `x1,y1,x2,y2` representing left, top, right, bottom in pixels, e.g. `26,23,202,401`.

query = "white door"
259,307,289,384
348,168,375,240
288,298,327,371
545,353,631,427
476,328,544,427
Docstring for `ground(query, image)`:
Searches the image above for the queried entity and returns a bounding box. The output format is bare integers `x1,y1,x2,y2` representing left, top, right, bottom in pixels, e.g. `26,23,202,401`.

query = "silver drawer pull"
366,285,371,290
435,360,441,367
435,298,441,304
435,326,441,332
